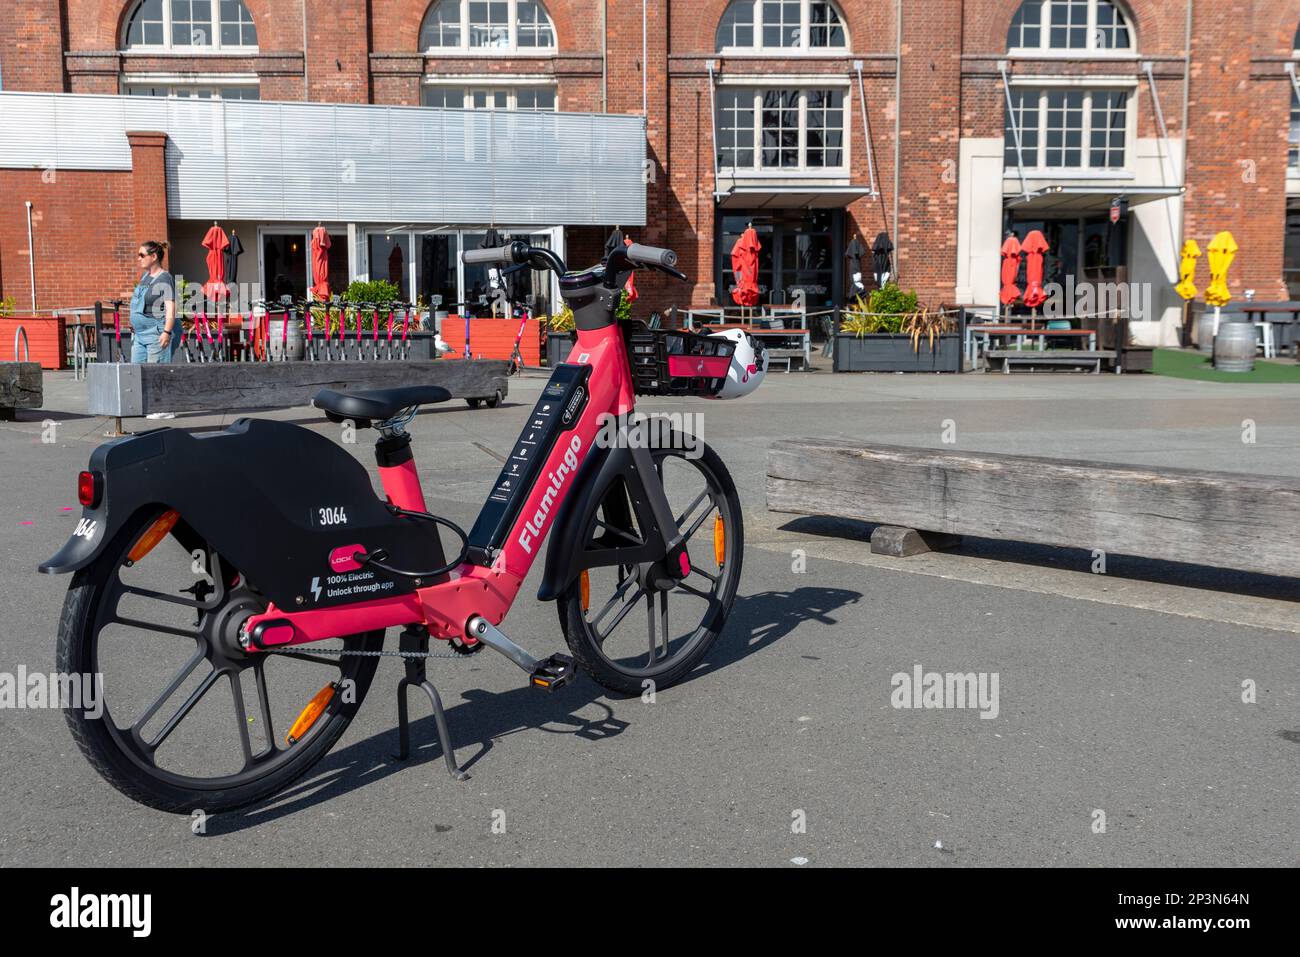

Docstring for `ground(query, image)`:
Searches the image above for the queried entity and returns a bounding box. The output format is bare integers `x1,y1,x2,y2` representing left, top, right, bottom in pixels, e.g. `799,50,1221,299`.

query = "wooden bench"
766,440,1299,579
987,349,1116,374
0,362,42,420
87,359,510,421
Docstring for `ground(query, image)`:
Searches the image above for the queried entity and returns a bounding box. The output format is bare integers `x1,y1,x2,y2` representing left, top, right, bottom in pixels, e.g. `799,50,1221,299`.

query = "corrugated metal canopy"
714,185,874,209
0,92,647,226
1004,184,1184,212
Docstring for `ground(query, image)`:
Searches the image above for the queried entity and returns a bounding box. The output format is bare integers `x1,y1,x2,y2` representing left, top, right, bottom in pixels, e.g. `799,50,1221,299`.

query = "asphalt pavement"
0,366,1296,866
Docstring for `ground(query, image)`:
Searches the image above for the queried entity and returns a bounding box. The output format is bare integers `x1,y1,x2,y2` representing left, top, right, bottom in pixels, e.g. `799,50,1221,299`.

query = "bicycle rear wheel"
57,507,383,814
557,438,743,695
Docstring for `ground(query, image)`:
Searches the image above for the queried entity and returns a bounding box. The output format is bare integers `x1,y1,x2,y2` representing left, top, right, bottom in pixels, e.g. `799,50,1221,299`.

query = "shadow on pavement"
777,514,1298,604
205,584,861,833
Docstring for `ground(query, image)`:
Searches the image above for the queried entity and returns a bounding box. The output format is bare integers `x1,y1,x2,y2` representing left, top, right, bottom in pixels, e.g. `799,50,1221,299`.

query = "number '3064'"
318,507,348,526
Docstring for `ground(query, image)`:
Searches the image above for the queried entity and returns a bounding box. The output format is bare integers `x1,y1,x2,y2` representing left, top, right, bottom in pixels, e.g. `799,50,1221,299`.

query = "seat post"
375,432,428,512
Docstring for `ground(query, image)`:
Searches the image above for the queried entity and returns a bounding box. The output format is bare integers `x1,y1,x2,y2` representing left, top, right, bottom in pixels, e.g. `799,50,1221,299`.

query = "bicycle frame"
240,318,640,653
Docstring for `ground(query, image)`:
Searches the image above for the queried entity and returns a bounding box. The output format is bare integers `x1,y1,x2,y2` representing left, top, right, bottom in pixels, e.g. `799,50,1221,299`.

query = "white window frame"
420,0,557,56
120,74,260,98
421,76,558,111
715,77,851,177
120,0,259,54
361,226,564,310
716,0,850,56
1005,76,1136,177
1006,0,1135,58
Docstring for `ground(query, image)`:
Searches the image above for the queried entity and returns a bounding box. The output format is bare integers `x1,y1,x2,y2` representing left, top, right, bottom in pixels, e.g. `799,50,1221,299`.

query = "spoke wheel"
557,437,743,695
57,507,383,814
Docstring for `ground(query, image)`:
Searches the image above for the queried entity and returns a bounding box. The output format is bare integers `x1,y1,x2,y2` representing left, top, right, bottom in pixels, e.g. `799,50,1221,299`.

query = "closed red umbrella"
622,237,639,304
999,235,1022,306
1021,230,1049,309
202,224,229,299
311,226,332,299
730,226,761,307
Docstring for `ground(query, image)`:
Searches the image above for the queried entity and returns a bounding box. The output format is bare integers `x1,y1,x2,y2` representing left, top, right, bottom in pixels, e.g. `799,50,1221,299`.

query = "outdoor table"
1236,306,1300,358
967,325,1097,369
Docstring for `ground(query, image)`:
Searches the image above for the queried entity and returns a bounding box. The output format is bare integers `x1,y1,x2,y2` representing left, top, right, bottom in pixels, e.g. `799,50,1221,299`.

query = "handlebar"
460,241,685,285
625,243,678,269
461,242,524,266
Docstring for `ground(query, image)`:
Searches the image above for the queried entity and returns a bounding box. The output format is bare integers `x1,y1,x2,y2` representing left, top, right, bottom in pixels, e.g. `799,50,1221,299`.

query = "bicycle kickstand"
393,624,468,781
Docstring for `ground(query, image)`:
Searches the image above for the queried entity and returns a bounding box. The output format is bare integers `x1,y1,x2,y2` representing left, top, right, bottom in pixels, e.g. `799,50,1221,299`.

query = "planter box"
1,316,67,370
833,333,961,373
546,330,576,366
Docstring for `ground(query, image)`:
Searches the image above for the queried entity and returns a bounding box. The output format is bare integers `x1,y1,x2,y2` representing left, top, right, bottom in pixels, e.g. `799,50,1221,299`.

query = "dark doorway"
716,208,843,309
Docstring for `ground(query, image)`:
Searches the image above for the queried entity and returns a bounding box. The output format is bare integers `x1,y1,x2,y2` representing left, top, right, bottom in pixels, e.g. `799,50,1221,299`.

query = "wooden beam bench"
767,439,1300,579
87,359,510,420
986,349,1117,374
0,362,42,420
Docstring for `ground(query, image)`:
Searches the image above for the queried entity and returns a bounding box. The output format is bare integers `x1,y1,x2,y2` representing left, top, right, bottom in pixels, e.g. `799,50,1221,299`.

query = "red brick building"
2,0,1298,345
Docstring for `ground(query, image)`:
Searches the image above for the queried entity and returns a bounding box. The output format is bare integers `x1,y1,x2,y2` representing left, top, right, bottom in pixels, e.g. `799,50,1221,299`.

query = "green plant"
840,295,905,336
549,303,576,332
0,295,15,317
342,278,400,307
614,291,633,323
867,282,918,315
902,308,956,353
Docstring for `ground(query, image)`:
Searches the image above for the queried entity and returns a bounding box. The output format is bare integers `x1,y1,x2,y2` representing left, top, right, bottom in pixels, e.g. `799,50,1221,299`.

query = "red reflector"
77,471,99,508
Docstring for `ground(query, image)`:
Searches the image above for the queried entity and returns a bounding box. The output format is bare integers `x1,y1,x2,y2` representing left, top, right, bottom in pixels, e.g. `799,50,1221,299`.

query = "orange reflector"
579,569,590,612
286,683,337,745
127,509,180,564
713,513,726,567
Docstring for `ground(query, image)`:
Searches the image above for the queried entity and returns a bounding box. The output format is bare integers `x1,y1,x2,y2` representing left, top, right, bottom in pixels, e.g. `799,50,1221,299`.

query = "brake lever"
650,263,688,282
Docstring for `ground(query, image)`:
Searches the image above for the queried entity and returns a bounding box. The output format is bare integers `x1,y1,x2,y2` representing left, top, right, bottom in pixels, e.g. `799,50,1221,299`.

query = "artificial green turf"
1151,348,1300,383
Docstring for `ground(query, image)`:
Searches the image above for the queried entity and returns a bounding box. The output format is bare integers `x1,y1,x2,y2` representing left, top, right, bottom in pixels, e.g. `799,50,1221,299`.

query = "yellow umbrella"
1174,239,1200,301
1204,231,1237,308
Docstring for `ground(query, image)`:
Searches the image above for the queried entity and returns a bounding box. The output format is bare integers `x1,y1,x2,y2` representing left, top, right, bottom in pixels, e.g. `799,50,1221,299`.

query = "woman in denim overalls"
130,240,178,419
129,240,177,365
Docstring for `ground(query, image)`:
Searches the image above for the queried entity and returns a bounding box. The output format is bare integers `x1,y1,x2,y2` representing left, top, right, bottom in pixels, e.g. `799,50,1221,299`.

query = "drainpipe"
999,60,1031,203
601,0,608,112
706,60,720,203
854,61,879,198
892,0,901,263
301,0,309,100
25,201,36,312
642,0,648,117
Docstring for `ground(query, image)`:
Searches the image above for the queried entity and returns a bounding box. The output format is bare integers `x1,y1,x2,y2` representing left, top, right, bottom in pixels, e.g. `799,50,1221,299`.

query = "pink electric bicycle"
42,241,760,813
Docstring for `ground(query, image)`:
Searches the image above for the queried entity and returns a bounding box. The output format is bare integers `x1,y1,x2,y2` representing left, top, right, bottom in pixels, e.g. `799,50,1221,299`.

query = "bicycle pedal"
529,653,576,691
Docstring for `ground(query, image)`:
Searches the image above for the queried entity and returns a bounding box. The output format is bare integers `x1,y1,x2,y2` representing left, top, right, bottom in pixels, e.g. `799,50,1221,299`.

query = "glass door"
716,209,842,308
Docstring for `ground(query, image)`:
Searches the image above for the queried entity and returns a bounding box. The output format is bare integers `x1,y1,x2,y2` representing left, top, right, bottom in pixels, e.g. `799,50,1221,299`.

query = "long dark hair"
140,240,169,266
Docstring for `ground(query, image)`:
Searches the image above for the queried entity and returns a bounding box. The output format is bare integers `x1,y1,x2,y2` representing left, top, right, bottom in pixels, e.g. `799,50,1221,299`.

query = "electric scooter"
42,241,764,814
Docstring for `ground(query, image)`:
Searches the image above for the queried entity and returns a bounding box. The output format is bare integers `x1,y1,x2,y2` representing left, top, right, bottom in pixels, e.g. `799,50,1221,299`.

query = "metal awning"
1004,184,1185,213
714,185,874,209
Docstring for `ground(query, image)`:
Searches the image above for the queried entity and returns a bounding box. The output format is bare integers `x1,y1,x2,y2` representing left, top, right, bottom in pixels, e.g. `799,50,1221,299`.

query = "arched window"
421,0,556,53
716,0,848,53
1007,0,1131,54
124,0,257,50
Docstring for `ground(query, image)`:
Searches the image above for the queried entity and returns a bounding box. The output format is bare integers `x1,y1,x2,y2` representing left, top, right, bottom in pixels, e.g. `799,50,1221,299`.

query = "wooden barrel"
267,315,305,361
1213,319,1256,372
1196,313,1217,353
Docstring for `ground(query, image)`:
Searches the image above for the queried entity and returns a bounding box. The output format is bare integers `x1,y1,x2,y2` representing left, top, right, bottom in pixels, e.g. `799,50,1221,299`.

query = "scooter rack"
393,625,468,781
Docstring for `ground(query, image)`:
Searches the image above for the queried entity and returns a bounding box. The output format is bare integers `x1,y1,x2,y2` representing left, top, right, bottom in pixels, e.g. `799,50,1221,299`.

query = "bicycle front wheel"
557,438,743,695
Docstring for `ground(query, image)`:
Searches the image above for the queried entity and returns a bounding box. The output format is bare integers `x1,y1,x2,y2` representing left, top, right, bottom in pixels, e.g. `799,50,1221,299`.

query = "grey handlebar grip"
462,245,516,266
625,243,678,269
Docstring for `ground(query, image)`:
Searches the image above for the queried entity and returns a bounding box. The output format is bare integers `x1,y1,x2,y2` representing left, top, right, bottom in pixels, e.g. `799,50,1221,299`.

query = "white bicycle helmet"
705,329,768,399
